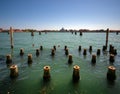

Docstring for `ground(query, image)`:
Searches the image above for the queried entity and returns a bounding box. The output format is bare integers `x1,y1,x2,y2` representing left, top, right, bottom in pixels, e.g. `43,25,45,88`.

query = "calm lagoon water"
0,32,120,94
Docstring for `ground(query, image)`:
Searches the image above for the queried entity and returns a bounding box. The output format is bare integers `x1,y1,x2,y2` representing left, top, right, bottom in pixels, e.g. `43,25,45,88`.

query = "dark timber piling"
105,28,109,50
10,27,14,49
72,65,80,82
107,66,116,81
43,66,51,80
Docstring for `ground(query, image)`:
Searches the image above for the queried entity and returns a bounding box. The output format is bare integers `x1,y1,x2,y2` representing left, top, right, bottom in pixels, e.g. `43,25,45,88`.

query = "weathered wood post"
64,45,67,51
28,54,33,64
31,31,34,36
43,66,51,80
36,49,40,56
53,45,56,50
65,48,69,56
10,27,14,49
40,46,43,51
83,49,87,55
89,46,92,52
109,54,115,63
107,66,116,81
51,49,55,56
39,31,41,35
97,49,101,55
68,54,73,64
78,45,81,51
6,54,12,64
72,65,80,82
10,64,18,78
20,48,24,56
105,28,109,50
80,31,82,36
91,54,96,64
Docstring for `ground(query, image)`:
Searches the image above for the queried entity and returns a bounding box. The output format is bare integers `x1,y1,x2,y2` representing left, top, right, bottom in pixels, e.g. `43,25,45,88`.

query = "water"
0,32,120,94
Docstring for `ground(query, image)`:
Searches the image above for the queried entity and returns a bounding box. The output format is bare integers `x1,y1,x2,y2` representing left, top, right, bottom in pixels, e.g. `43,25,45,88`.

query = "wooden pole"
10,64,19,78
10,27,14,49
43,66,51,80
105,28,109,50
72,65,80,82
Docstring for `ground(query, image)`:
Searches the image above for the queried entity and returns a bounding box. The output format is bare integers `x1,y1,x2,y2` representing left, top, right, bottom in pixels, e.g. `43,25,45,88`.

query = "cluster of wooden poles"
6,44,117,82
7,27,116,82
6,54,80,82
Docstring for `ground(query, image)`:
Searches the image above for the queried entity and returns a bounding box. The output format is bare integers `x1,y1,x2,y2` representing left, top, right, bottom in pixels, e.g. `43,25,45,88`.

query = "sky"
0,0,120,30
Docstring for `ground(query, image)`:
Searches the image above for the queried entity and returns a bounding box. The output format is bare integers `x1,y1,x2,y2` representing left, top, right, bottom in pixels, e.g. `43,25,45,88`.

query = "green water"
0,32,120,94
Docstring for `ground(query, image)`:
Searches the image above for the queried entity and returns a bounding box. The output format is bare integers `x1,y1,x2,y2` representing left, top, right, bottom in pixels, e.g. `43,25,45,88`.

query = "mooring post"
20,48,24,56
68,54,73,64
109,54,115,63
64,45,67,50
107,66,116,81
40,46,43,51
105,28,109,50
6,54,12,64
78,45,81,51
10,64,18,78
97,49,101,55
43,66,51,80
72,65,80,82
10,27,14,49
65,48,69,56
28,54,33,64
31,31,34,36
51,49,55,56
36,49,40,56
89,46,92,52
80,31,82,36
83,49,87,55
53,45,56,50
91,54,96,64
39,31,41,35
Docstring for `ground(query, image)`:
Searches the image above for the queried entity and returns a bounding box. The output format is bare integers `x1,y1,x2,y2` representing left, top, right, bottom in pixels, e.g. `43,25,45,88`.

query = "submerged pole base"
11,45,14,49
72,75,80,82
43,75,51,81
107,73,116,81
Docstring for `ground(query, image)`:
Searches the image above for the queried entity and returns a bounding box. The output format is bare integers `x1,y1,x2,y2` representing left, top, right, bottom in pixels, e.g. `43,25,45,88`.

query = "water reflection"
39,79,53,94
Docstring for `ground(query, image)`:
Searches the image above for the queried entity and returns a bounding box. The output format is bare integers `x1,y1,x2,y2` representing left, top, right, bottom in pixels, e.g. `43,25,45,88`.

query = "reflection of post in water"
10,27,14,49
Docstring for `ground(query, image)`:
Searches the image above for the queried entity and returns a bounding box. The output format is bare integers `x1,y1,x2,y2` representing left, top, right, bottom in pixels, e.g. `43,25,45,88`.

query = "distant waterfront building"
59,27,66,32
0,28,3,32
14,29,23,32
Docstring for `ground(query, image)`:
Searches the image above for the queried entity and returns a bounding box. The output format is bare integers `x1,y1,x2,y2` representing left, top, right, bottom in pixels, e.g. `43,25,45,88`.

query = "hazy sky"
0,0,120,30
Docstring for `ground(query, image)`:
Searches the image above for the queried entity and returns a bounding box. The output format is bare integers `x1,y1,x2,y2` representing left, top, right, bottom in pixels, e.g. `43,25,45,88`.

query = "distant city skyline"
0,0,120,30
